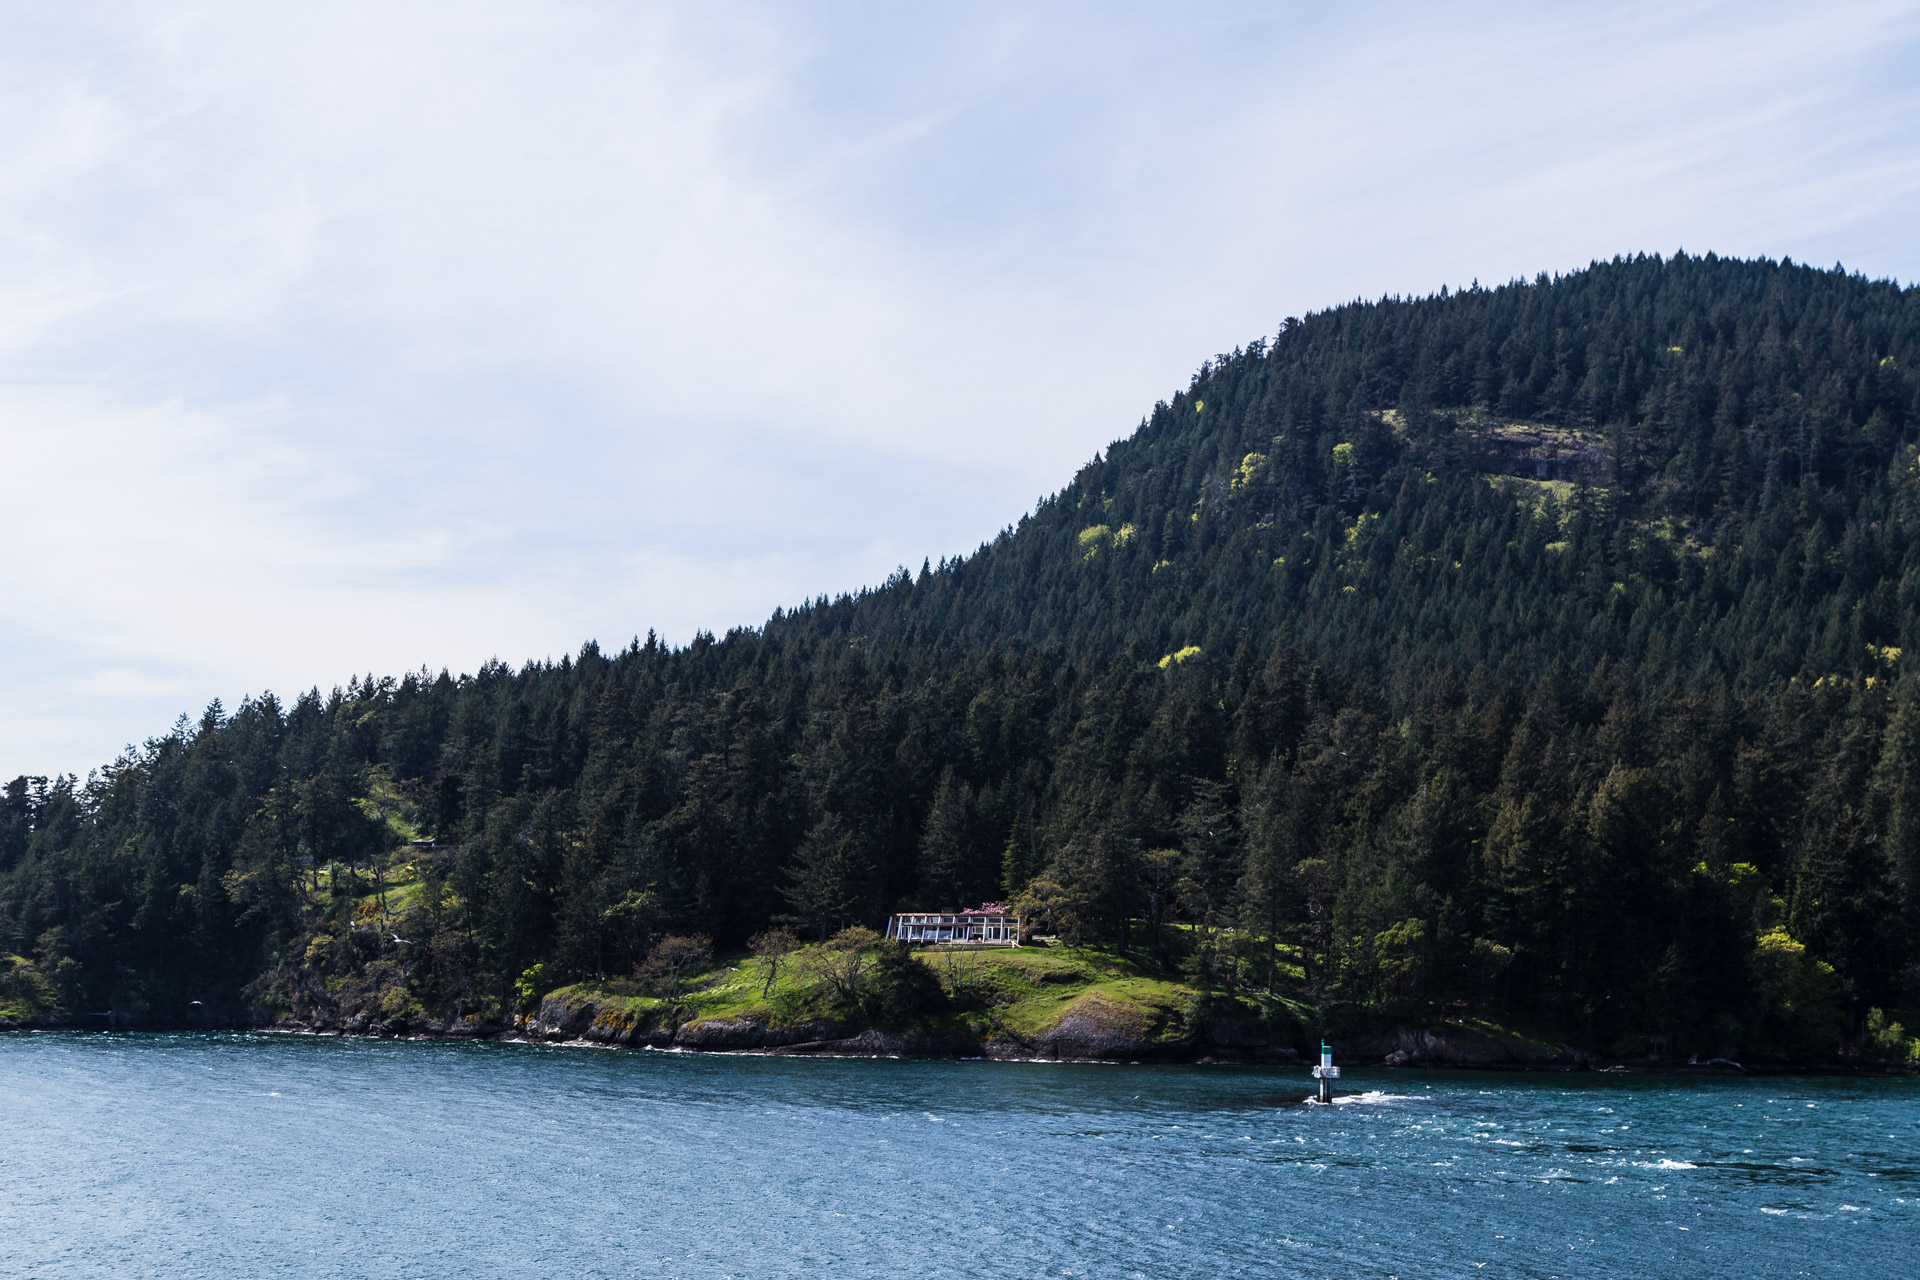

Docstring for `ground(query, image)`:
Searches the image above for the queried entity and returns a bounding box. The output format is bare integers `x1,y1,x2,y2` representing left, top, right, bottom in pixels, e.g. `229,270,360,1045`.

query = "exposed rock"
1033,995,1190,1061
774,1029,981,1057
1035,1015,1162,1060
1348,1023,1591,1069
531,995,598,1040
674,1017,768,1050
761,1020,851,1048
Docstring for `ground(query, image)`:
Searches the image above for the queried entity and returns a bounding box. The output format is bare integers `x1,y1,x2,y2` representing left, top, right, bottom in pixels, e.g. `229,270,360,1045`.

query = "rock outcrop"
1347,1023,1591,1069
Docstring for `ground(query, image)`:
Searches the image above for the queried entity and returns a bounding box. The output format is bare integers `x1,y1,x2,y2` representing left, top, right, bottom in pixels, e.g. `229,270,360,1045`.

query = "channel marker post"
1311,1040,1338,1103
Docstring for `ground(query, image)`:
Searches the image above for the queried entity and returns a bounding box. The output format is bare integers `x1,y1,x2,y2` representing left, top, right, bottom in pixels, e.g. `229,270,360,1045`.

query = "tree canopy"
4,252,1917,1055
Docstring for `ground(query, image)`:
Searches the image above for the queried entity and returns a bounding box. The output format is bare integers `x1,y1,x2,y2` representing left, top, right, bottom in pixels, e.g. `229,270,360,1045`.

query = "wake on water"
1302,1089,1425,1107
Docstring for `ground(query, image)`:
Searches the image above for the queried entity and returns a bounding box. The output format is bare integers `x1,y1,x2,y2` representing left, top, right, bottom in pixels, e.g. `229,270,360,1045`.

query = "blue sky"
3,0,1918,779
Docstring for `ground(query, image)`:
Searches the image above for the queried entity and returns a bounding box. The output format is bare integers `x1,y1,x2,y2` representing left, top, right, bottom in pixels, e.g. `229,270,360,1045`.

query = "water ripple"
0,1033,1913,1279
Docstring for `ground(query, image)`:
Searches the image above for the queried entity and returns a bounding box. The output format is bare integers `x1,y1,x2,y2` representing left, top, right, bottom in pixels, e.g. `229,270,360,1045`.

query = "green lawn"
538,942,1266,1050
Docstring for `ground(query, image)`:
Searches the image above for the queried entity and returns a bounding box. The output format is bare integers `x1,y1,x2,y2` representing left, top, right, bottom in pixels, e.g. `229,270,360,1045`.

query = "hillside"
4,252,1919,1064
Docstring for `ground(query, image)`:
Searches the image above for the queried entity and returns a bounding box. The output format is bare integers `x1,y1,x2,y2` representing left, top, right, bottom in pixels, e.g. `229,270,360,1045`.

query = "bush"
1865,1008,1920,1063
795,927,882,1014
640,935,713,1004
514,962,554,1010
0,954,63,1020
1749,928,1844,1057
748,928,800,998
864,943,947,1025
791,930,946,1026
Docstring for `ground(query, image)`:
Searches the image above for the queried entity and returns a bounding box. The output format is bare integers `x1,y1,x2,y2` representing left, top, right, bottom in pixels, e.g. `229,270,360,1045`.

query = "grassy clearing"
353,860,427,917
539,943,1232,1048
1490,474,1576,508
306,857,432,922
542,958,773,1029
927,945,1197,1042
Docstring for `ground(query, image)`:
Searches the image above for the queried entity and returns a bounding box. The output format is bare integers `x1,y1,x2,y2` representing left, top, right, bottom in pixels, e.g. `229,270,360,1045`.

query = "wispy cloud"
1,0,1916,777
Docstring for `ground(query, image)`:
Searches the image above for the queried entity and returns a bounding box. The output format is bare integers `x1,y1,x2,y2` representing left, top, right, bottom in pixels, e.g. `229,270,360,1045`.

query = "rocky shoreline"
253,997,1307,1064
10,1003,1910,1074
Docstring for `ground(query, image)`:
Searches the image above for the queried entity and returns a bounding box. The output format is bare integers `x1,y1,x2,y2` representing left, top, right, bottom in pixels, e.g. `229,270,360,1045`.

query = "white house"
886,903,1023,946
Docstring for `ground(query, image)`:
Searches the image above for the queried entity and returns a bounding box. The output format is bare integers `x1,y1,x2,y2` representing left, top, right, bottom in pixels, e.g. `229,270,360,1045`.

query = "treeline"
4,252,1919,1057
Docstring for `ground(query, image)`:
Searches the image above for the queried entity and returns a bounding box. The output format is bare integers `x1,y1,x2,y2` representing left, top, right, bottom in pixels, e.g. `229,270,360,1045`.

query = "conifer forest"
6,253,1920,1059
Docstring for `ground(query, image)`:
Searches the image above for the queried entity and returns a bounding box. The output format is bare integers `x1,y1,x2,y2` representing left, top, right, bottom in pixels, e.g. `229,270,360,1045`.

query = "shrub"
514,962,554,1009
1865,1008,1920,1063
791,929,946,1025
641,935,713,1004
0,954,63,1020
749,927,800,997
864,943,947,1025
1750,928,1844,1056
794,927,881,1015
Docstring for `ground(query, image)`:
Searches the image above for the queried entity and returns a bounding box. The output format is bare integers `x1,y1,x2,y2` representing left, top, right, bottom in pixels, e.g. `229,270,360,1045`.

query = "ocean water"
1,1033,1913,1279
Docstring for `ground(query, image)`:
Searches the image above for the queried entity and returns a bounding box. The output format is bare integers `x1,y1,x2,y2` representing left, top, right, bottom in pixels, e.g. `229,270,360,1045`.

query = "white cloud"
0,0,1916,777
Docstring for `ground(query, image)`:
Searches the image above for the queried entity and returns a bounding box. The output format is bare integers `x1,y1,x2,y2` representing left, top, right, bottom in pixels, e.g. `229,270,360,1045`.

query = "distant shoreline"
5,1018,1913,1077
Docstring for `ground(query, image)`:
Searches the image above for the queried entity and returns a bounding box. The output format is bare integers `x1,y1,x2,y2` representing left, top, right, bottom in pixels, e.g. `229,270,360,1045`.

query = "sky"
2,0,1918,780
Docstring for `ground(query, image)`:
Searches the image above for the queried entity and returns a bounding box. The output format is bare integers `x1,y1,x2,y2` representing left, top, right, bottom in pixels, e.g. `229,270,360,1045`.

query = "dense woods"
5,253,1919,1058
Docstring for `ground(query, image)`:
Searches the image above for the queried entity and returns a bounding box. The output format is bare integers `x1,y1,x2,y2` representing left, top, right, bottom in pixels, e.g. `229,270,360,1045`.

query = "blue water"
1,1034,1913,1278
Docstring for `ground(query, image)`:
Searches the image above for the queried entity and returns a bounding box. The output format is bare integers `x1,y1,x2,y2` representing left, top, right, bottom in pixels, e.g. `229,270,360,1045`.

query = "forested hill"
6,252,1920,1058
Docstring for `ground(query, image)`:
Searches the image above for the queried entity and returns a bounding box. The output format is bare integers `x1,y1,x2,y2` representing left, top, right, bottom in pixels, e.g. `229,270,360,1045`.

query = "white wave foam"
1325,1090,1421,1106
